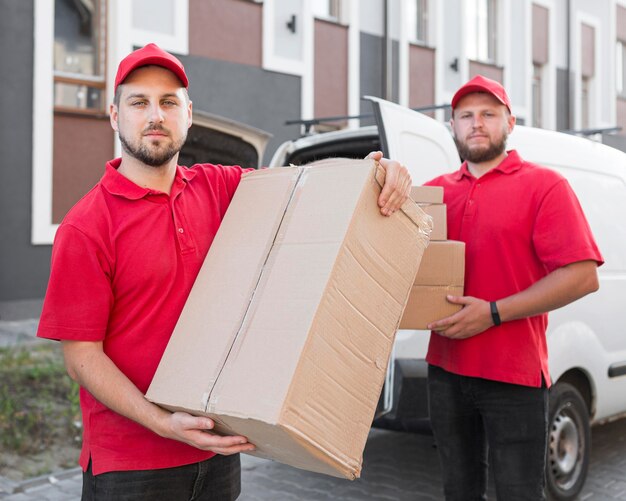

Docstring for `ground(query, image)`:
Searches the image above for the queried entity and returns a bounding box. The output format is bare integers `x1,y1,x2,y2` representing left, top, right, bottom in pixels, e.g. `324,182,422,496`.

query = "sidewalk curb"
0,467,81,497
0,476,18,498
0,319,41,348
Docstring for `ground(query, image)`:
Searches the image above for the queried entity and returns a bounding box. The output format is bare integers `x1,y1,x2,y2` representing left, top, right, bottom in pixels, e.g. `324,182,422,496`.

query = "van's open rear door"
367,97,459,418
365,96,459,185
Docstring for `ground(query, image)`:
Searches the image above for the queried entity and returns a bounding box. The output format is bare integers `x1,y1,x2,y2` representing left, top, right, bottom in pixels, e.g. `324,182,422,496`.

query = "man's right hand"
165,411,256,455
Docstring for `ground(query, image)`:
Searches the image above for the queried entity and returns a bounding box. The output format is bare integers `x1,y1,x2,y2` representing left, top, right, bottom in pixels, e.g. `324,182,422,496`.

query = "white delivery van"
269,98,626,501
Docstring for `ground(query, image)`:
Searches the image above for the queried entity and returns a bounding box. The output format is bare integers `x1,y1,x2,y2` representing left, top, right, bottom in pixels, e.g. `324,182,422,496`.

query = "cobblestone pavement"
1,420,626,500
1,314,625,500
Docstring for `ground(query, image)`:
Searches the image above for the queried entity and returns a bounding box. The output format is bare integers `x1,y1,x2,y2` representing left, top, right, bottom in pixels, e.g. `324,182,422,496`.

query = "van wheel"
546,382,590,501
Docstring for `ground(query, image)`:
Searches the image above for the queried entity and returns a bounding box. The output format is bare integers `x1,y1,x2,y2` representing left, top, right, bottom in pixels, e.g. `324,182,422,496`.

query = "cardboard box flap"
277,164,432,471
205,160,393,422
146,167,305,412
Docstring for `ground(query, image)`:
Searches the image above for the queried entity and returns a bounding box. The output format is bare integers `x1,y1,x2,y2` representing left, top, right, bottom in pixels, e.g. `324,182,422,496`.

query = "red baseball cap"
114,43,189,91
451,75,511,112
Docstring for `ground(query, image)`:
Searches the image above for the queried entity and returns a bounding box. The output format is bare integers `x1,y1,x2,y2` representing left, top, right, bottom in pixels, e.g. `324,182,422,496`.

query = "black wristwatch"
490,301,502,326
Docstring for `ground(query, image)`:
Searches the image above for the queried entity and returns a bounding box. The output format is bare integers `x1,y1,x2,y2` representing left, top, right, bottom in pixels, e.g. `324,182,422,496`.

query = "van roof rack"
286,103,451,134
287,102,623,138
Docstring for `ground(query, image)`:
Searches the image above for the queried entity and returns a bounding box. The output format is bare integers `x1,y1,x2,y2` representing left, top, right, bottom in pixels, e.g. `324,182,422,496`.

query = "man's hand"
426,295,493,339
366,151,412,216
163,412,256,455
425,261,600,340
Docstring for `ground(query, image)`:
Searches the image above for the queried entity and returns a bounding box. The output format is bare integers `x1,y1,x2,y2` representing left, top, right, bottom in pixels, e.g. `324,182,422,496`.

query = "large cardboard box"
400,240,465,329
146,158,432,479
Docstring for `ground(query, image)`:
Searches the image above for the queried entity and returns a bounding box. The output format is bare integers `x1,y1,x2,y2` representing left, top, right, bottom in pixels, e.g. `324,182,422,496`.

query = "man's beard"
454,131,508,164
119,126,186,167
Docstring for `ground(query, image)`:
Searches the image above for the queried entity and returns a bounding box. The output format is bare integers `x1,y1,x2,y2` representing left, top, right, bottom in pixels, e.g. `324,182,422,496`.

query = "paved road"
2,419,626,500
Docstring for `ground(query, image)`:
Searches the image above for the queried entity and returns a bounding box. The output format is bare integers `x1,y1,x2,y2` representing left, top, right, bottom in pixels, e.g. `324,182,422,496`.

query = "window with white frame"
311,0,340,21
617,40,626,98
54,0,107,113
407,0,429,44
262,0,307,76
466,0,497,63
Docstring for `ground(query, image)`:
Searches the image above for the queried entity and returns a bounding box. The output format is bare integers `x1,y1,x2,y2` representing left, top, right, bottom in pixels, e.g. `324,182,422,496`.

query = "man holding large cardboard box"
423,75,603,500
36,44,412,500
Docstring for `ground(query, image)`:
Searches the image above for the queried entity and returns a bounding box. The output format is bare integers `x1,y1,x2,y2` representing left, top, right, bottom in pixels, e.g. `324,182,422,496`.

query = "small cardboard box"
411,186,446,240
418,203,447,240
410,186,444,204
400,240,465,330
146,158,432,479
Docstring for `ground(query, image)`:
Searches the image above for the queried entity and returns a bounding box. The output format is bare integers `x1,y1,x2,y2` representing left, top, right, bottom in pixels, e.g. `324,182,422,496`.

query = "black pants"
428,365,548,501
82,454,241,501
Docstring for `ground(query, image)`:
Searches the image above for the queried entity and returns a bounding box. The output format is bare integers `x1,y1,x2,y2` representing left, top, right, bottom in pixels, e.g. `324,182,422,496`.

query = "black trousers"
428,365,548,501
82,454,241,501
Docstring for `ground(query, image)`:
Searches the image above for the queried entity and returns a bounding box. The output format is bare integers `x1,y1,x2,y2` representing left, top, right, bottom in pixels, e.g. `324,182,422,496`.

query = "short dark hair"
113,85,123,108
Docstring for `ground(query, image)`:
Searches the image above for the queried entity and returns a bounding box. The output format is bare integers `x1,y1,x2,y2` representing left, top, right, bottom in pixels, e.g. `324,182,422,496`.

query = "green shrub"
0,344,81,454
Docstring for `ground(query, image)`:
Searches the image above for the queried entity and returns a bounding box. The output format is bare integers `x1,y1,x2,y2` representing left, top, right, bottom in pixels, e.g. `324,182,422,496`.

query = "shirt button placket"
176,222,187,248
464,184,478,219
172,204,186,250
172,202,194,253
459,181,478,240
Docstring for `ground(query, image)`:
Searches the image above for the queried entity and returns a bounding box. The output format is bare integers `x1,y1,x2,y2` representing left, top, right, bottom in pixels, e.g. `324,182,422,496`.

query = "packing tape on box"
204,166,308,411
374,164,433,239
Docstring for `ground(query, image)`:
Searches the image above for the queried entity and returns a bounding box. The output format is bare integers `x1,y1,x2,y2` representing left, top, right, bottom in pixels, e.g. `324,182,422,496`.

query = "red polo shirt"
425,150,603,387
38,158,246,474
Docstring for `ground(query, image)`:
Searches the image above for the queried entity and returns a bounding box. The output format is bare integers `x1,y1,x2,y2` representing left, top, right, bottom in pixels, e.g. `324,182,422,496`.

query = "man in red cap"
424,75,603,499
37,43,412,500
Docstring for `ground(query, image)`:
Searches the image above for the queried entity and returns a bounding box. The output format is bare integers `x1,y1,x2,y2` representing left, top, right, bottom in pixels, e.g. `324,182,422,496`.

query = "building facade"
2,0,626,303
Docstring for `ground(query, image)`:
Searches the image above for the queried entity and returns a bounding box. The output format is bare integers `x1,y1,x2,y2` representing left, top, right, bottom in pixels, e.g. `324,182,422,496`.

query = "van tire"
546,382,590,501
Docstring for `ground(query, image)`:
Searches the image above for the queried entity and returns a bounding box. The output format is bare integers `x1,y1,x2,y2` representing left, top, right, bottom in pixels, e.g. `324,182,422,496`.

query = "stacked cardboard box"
146,158,432,479
399,186,465,329
412,186,447,241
